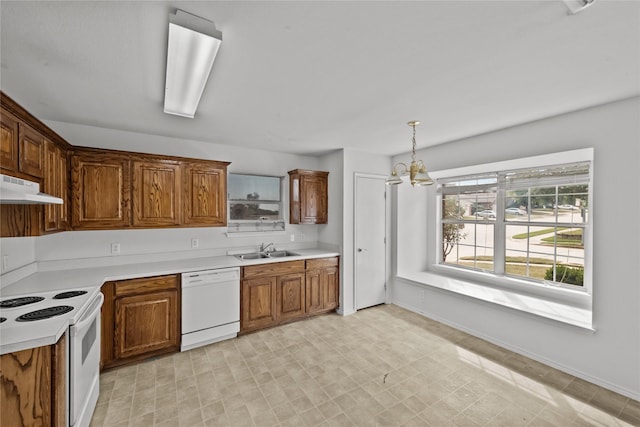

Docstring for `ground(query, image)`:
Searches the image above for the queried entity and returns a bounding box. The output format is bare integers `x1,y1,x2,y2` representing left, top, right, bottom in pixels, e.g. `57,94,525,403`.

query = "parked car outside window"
505,207,526,215
476,210,496,218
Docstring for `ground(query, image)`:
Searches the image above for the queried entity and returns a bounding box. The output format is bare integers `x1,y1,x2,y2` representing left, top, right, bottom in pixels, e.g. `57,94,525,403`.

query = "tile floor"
90,304,640,426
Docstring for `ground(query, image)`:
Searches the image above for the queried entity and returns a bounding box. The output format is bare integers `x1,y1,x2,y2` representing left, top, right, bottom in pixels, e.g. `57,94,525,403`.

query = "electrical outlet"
300,234,305,241
111,243,121,255
290,234,295,242
420,290,425,301
191,238,199,249
2,255,8,271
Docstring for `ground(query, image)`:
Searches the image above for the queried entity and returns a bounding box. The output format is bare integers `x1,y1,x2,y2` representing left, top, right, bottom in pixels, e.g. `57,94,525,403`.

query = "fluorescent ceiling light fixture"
164,10,222,118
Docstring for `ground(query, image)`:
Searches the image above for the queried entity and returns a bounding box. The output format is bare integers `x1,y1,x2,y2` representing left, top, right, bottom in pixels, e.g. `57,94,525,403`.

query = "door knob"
358,248,367,252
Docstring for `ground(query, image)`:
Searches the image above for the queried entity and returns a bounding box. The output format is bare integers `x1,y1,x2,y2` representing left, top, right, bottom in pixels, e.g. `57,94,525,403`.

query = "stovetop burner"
53,290,88,300
16,306,74,322
0,296,45,309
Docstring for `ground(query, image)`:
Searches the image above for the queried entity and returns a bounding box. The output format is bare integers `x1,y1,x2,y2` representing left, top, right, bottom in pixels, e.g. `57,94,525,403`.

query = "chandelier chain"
411,123,417,162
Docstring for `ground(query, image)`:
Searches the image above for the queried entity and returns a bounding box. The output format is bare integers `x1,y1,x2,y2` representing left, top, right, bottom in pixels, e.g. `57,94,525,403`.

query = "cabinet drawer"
306,257,339,270
242,260,305,279
114,274,178,296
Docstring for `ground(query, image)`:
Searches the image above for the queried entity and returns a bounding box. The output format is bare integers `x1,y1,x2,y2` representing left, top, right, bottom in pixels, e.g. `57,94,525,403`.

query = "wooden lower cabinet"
102,274,180,369
241,276,277,332
277,272,306,322
306,257,339,314
0,333,66,427
241,257,339,333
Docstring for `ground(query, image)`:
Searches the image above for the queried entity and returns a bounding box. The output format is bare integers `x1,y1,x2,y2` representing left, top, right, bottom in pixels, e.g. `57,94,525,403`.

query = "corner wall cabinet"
1,92,72,237
44,139,69,232
18,122,45,178
240,257,339,333
288,169,329,224
0,333,66,427
0,109,19,172
101,274,180,369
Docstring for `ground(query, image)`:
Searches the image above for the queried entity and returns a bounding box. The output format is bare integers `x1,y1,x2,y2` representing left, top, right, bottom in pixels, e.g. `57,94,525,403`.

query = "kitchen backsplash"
0,225,318,274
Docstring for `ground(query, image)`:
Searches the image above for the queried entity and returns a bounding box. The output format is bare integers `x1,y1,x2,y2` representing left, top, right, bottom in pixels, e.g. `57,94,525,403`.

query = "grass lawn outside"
456,261,549,279
512,227,567,239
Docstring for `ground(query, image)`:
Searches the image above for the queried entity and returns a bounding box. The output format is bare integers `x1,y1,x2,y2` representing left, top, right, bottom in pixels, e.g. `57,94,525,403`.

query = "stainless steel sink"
235,253,267,260
265,250,300,258
234,250,300,260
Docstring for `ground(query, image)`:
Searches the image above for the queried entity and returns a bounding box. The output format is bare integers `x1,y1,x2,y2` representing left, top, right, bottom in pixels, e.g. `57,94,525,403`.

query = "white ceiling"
1,1,638,156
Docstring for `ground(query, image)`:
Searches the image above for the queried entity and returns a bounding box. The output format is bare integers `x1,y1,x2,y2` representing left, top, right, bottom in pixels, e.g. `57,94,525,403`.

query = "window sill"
396,270,594,332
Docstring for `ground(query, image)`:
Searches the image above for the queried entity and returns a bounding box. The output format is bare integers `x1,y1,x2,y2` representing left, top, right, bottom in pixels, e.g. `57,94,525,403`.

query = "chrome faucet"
260,242,275,253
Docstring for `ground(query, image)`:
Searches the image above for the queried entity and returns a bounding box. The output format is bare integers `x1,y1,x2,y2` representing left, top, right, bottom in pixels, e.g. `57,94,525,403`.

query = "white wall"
0,122,324,269
0,237,35,274
390,97,640,399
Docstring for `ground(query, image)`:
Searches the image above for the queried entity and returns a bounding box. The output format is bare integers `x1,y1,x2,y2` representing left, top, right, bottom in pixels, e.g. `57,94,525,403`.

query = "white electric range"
0,286,103,427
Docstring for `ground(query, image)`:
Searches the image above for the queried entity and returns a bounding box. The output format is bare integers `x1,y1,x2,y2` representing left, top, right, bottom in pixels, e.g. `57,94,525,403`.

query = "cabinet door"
0,345,52,426
183,163,226,226
305,269,324,315
71,152,130,229
323,266,339,311
132,160,181,227
57,148,69,229
241,277,277,332
300,175,328,224
0,110,19,171
44,140,59,231
115,290,179,359
51,333,66,427
277,272,306,322
18,123,45,178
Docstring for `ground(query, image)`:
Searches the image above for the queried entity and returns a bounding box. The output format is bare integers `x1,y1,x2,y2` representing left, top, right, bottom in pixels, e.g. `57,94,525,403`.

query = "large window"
439,161,590,289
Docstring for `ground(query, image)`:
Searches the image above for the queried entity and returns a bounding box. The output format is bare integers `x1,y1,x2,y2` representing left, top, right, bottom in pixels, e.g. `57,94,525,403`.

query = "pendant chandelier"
386,121,434,187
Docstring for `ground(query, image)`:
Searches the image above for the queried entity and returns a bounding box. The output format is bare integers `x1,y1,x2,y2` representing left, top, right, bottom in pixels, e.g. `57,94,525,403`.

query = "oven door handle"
73,292,104,331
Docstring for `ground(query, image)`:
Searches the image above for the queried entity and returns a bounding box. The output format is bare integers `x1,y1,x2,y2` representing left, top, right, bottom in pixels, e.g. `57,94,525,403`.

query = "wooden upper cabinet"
71,151,131,229
0,109,19,172
18,123,45,178
289,169,329,224
44,140,69,232
182,162,227,226
132,160,181,227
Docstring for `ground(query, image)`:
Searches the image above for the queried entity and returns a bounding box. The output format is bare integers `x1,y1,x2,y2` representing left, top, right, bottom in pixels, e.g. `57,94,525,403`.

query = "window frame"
431,149,594,298
227,172,285,233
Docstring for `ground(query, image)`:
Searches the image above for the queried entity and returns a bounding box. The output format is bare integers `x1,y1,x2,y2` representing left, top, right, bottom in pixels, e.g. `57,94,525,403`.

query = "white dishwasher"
181,267,240,351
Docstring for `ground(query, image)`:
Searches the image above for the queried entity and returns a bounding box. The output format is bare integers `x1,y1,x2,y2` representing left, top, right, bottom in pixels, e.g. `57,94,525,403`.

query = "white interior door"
355,174,387,310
